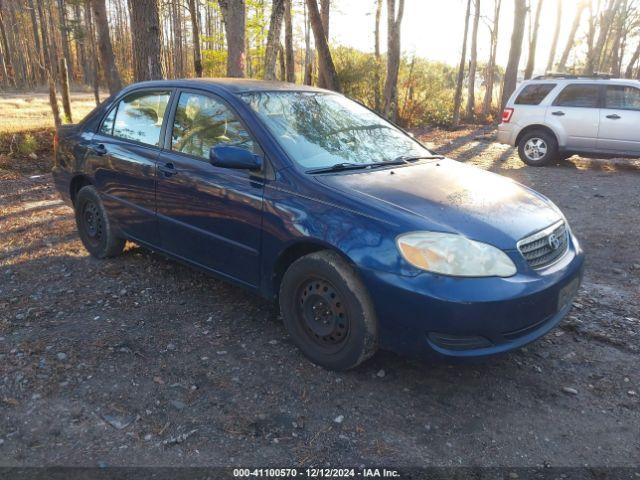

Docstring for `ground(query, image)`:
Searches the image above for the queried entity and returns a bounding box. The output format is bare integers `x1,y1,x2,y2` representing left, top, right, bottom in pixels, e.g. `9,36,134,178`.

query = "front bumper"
359,242,585,359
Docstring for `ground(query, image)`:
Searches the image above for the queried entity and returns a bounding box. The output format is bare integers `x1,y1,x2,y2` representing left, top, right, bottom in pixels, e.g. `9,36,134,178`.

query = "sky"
328,0,591,74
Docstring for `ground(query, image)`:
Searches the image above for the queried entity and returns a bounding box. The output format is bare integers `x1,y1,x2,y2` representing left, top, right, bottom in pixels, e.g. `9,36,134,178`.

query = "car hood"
314,159,562,249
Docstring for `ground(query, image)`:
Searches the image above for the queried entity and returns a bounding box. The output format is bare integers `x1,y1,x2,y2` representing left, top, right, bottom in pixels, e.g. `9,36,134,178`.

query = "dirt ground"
0,127,639,468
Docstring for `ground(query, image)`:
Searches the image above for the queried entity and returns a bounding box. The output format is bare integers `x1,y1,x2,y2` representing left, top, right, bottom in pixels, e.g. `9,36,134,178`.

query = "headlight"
396,232,517,277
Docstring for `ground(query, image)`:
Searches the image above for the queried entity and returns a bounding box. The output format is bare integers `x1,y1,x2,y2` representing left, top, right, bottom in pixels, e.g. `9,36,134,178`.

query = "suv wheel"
517,130,558,166
279,251,378,371
74,185,125,258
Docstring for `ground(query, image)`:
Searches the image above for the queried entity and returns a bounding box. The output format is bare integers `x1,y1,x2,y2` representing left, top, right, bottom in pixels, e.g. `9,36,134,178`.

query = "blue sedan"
52,79,584,370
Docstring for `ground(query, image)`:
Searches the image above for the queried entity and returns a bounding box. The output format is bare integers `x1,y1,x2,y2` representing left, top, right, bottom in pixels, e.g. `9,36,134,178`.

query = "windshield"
239,91,432,170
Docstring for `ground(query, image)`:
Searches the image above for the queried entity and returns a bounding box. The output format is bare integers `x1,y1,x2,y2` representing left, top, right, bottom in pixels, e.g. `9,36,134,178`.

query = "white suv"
497,75,640,166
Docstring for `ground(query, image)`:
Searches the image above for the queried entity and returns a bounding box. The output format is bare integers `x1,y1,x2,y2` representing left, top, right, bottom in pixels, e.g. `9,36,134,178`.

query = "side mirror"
209,145,262,170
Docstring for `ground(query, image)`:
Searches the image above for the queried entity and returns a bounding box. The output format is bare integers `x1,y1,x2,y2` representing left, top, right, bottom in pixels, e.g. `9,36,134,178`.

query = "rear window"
553,84,600,108
515,84,556,105
605,85,640,111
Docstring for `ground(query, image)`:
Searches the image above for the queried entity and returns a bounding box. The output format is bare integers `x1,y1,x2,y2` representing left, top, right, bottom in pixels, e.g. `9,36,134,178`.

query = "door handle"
159,162,178,177
551,111,565,116
90,143,107,156
606,114,621,120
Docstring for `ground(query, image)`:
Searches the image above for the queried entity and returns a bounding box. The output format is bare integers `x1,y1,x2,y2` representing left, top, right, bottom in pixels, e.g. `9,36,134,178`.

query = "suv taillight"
502,108,514,123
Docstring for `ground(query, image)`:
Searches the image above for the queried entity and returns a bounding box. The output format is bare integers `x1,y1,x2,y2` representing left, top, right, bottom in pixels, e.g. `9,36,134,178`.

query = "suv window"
171,92,256,160
515,84,556,105
605,85,640,111
553,84,600,108
111,90,171,146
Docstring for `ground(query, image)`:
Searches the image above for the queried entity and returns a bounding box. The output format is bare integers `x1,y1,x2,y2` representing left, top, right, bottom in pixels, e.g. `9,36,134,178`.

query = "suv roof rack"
532,72,613,80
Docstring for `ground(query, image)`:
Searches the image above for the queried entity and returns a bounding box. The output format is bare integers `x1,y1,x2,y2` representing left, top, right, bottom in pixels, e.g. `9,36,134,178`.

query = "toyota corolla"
52,79,584,370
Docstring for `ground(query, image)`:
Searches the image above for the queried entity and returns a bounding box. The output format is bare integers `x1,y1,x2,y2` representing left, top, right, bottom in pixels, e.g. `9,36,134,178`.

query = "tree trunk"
545,0,562,73
317,0,330,88
383,0,404,121
48,73,61,128
306,0,340,91
524,0,544,79
218,0,246,77
373,0,382,111
57,0,74,78
482,0,501,118
188,0,203,77
452,0,472,126
465,0,480,120
92,0,122,94
27,0,46,83
84,0,100,105
585,0,622,74
284,0,294,82
264,0,285,80
303,0,313,85
278,43,286,80
128,0,163,81
0,1,15,87
624,40,640,78
557,1,587,71
501,0,527,109
60,57,72,122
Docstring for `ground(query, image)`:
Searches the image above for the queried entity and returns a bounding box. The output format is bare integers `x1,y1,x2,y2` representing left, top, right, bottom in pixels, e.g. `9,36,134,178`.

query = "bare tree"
128,0,163,81
60,57,72,122
557,0,588,71
383,0,405,121
452,0,472,126
218,0,246,77
373,0,383,111
501,0,527,109
585,0,623,74
91,0,122,94
625,40,640,78
57,0,73,78
317,0,330,88
0,0,15,86
284,0,294,82
465,0,480,120
524,0,544,79
265,0,285,80
482,0,501,117
188,0,203,77
545,0,562,73
306,0,340,91
84,0,100,105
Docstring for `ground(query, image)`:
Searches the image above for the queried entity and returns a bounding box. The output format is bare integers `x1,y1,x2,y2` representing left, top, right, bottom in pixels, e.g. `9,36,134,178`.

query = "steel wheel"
296,278,350,353
523,137,548,161
81,200,103,246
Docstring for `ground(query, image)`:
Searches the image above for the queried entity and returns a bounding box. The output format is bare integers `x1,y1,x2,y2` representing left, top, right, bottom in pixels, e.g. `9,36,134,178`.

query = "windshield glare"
240,92,431,170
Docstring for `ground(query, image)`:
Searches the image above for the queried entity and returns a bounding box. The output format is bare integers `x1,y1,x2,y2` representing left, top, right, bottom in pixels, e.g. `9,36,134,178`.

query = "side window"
605,86,640,111
171,92,256,160
99,107,116,135
515,84,556,105
553,84,600,108
112,90,171,146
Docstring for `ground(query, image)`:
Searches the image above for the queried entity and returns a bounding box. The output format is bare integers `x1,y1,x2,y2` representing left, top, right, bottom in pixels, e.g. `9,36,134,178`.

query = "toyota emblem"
548,233,561,250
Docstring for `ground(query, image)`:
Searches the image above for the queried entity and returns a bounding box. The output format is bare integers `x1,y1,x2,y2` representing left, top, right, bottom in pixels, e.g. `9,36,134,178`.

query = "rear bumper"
497,123,517,146
359,240,584,360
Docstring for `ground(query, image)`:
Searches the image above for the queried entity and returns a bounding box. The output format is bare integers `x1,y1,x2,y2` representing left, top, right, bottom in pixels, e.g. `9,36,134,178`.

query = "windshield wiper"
393,154,445,162
306,162,370,174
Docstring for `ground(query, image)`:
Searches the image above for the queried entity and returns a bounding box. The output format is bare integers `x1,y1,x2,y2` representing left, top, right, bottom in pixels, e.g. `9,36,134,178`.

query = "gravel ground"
0,127,639,468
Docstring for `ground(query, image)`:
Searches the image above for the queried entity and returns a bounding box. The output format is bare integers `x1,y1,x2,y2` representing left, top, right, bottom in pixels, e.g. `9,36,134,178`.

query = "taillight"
502,108,514,123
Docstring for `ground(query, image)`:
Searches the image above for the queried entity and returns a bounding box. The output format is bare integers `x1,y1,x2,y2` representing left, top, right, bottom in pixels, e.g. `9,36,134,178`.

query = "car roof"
521,77,640,86
118,78,330,95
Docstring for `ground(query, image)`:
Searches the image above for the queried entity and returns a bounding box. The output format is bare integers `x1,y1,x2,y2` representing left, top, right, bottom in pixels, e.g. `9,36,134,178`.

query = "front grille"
517,221,569,269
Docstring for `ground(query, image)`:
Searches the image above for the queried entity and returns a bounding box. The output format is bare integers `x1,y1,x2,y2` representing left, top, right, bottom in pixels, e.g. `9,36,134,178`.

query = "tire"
517,129,559,166
74,185,125,259
279,251,378,371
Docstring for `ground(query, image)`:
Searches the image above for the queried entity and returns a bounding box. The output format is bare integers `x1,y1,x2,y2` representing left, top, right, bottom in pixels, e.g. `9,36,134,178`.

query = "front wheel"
279,251,378,371
517,130,559,166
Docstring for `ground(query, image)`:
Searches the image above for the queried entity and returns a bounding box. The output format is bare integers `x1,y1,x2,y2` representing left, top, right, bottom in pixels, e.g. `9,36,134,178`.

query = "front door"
597,85,640,153
89,89,172,245
155,90,264,287
545,83,601,150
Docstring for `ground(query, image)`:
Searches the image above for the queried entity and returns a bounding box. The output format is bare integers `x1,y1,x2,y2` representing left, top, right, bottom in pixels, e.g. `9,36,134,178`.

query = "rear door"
155,89,265,287
597,84,640,153
545,84,601,150
89,89,172,245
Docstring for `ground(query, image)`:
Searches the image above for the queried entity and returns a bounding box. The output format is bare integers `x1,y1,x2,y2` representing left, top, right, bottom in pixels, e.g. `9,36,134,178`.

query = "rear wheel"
74,185,125,258
279,251,378,371
517,130,558,166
